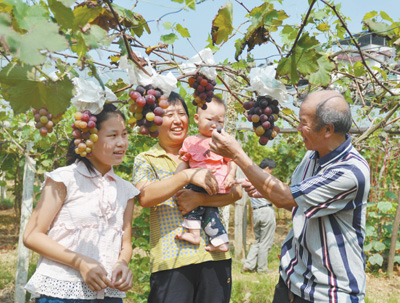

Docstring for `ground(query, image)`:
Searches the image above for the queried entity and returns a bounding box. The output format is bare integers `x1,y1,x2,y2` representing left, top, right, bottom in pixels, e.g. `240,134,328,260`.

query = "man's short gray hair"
314,97,352,134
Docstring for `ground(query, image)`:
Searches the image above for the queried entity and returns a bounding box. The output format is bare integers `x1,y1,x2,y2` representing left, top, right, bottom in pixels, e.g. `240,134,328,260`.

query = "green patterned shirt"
132,143,230,273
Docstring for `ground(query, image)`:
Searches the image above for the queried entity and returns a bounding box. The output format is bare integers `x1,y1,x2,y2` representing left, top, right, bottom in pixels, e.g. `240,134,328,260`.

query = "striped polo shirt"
132,144,230,273
280,135,370,303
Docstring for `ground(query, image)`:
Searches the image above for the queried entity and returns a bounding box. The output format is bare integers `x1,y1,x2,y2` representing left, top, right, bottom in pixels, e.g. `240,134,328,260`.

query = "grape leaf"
48,0,75,30
175,23,190,38
211,1,233,45
372,241,386,252
317,23,330,32
2,19,68,65
277,33,320,84
185,0,195,10
11,1,48,31
0,63,73,115
363,20,394,39
297,33,320,50
58,0,75,6
377,201,393,212
72,5,103,32
362,11,378,21
368,253,383,266
363,242,372,252
380,11,393,22
277,48,320,84
161,33,178,44
385,191,398,200
234,2,287,59
163,21,172,30
280,25,297,45
71,32,87,57
82,24,109,49
309,55,335,86
107,4,150,37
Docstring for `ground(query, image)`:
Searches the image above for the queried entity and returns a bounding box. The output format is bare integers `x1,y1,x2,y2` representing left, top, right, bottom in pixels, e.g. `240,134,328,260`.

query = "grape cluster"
243,96,281,146
188,74,216,109
72,110,98,158
127,85,169,138
33,107,57,137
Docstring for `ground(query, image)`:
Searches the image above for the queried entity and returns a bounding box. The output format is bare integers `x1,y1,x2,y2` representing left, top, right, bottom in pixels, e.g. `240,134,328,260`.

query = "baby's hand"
111,260,133,291
224,175,235,189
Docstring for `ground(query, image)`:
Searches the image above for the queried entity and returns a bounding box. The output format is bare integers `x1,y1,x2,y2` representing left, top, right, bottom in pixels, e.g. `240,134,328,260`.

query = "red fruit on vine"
136,97,146,107
39,127,48,137
200,79,208,87
147,89,156,96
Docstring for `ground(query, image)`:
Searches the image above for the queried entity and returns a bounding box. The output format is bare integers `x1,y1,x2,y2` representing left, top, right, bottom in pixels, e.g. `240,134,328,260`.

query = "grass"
0,206,399,303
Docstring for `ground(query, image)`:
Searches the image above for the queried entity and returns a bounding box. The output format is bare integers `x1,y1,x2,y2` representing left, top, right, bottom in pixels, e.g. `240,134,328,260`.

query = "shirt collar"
143,143,169,158
310,134,352,168
75,160,117,181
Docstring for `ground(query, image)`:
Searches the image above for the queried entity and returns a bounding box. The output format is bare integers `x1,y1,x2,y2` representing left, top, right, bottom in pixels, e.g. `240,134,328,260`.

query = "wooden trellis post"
15,141,36,303
387,190,400,278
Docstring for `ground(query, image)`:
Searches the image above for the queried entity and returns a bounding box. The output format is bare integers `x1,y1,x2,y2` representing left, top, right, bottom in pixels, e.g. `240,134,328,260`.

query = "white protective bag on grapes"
119,54,177,97
71,78,118,115
181,48,217,81
247,65,288,104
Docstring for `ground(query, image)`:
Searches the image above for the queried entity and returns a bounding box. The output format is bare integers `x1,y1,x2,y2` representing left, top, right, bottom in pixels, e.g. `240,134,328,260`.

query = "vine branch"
321,0,396,96
105,0,152,77
286,0,317,58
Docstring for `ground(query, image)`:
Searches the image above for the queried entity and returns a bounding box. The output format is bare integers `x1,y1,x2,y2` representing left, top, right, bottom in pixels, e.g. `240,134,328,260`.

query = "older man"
210,90,370,303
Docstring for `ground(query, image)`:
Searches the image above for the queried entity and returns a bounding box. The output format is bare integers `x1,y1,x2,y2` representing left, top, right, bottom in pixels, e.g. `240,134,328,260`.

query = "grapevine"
71,110,99,158
188,73,216,109
33,107,59,137
243,96,281,146
127,85,169,138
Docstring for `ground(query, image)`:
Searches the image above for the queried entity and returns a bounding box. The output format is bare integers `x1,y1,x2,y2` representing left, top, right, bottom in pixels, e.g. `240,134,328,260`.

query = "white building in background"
336,32,398,72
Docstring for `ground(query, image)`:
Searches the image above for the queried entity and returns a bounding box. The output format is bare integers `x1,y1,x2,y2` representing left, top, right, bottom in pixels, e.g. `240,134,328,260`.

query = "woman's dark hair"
66,103,125,173
168,91,189,116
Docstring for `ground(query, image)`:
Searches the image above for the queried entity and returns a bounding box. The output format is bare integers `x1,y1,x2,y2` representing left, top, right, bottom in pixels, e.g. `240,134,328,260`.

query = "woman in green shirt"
133,92,241,303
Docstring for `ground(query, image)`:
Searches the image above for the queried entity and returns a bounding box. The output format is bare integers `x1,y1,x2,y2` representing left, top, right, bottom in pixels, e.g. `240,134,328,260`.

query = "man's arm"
210,130,296,210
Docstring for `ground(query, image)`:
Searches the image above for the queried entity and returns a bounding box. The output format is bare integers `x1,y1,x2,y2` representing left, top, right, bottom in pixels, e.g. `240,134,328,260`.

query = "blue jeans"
36,296,123,303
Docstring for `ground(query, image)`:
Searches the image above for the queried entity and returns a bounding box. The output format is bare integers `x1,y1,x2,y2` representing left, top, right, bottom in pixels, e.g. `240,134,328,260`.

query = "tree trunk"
0,173,5,204
15,142,36,303
387,190,400,278
221,76,239,230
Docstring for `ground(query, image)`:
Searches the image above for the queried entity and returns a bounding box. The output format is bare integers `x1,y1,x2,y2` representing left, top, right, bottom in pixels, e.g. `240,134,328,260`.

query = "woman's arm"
136,168,219,208
111,198,134,291
23,178,112,291
176,184,242,215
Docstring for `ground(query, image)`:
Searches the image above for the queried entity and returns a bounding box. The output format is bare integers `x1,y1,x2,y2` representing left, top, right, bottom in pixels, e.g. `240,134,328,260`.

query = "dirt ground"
1,207,400,303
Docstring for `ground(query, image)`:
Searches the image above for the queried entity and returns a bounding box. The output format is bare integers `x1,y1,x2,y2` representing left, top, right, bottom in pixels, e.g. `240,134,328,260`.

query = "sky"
120,0,400,64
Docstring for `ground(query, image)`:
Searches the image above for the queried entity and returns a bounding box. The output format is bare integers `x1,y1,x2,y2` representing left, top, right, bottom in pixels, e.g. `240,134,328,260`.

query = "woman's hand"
78,255,112,292
176,189,205,215
111,260,133,291
182,168,219,196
